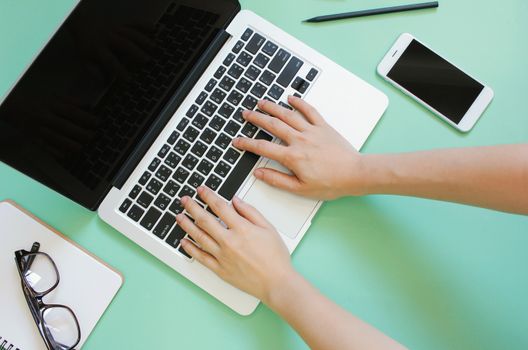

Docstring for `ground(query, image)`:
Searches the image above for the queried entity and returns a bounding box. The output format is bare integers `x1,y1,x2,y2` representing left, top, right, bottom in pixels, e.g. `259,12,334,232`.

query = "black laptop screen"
0,0,239,209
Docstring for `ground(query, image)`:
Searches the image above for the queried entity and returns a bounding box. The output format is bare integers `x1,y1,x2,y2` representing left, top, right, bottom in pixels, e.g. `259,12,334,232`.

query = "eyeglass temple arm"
25,242,41,270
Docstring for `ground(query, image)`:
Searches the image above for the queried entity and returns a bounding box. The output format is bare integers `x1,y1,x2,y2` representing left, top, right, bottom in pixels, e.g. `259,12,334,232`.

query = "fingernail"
233,196,242,203
197,186,204,194
176,214,184,222
254,169,263,178
257,99,265,107
180,196,188,204
242,110,249,118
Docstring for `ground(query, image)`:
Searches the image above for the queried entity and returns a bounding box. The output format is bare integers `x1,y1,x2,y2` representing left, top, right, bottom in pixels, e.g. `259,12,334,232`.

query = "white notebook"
0,200,123,349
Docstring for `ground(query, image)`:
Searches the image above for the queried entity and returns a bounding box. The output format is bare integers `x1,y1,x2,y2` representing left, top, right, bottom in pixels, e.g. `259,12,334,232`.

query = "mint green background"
1,1,527,349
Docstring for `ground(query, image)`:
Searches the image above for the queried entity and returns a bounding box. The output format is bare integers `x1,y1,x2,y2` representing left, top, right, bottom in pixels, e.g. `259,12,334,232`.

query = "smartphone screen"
387,39,484,124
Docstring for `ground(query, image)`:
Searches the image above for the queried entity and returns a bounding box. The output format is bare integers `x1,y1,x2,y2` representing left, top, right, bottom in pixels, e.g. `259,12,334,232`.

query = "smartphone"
377,33,494,132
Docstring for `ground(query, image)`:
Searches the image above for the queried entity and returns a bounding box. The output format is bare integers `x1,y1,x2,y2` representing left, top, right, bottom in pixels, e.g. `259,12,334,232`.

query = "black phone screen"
387,39,484,124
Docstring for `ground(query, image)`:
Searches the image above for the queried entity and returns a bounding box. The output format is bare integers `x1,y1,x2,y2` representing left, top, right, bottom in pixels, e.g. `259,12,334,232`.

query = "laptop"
0,0,388,315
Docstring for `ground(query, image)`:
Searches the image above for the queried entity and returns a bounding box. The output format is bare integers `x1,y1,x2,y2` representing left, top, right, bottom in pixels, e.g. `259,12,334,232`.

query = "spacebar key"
218,131,272,200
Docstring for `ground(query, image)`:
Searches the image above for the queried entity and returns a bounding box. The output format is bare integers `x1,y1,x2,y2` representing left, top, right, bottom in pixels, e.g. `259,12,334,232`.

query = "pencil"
304,1,439,23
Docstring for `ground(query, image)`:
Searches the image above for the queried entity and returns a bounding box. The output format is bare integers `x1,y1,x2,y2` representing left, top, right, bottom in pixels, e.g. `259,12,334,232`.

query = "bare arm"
234,96,528,215
363,145,528,215
177,188,406,350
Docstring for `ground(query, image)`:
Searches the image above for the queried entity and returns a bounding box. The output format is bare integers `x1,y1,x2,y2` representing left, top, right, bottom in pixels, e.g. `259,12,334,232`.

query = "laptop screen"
0,0,239,209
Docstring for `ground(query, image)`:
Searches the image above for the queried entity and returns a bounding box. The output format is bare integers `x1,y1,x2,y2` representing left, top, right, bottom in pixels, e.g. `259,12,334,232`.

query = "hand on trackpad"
242,160,318,239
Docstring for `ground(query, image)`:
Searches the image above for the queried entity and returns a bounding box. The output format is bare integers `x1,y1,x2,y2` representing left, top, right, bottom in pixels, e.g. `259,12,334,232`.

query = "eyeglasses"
14,242,81,350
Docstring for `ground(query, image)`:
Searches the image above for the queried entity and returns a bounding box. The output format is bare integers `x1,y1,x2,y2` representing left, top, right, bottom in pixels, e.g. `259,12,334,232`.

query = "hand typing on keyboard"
177,186,407,350
233,96,367,200
177,186,292,303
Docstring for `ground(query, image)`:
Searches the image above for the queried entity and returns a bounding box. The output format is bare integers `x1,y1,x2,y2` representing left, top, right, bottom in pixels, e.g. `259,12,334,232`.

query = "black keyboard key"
241,28,253,41
164,152,181,168
176,118,190,132
209,115,226,131
179,185,196,198
262,41,279,56
201,101,218,117
153,213,176,239
146,178,163,195
232,40,244,53
191,141,207,157
219,76,236,92
224,53,236,66
154,193,172,210
241,122,258,138
214,161,232,177
192,113,208,130
156,165,172,181
227,63,244,79
205,78,217,92
218,103,235,119
200,128,217,144
306,68,318,82
236,51,253,67
245,65,261,81
255,129,274,142
167,131,180,145
163,180,181,197
242,95,258,110
215,133,232,149
139,171,151,185
195,92,208,105
186,105,199,118
292,77,310,94
268,84,285,100
269,49,291,73
279,101,293,111
119,199,132,213
205,174,222,191
127,205,145,222
218,152,259,200
166,224,186,248
182,154,199,171
224,121,241,137
179,245,192,259
129,185,141,199
140,207,162,231
169,199,185,215
214,66,226,79
277,57,304,88
206,146,223,162
254,53,270,69
250,82,267,98
246,33,266,54
223,148,241,165
183,126,200,143
233,108,245,123
189,172,205,188
236,78,252,93
173,167,190,184
148,158,161,172
227,90,244,106
197,159,214,176
294,92,302,98
259,70,276,86
210,88,227,104
174,139,191,155
137,191,154,208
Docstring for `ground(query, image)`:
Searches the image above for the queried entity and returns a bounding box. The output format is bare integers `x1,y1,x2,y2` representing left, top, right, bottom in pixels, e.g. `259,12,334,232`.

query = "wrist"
347,153,393,196
261,266,302,310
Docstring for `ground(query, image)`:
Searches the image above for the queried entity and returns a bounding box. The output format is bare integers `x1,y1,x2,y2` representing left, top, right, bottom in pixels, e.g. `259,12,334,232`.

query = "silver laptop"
0,0,387,315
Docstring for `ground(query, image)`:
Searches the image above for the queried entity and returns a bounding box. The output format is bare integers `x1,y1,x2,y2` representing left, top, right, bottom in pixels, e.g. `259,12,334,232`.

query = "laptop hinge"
112,29,231,190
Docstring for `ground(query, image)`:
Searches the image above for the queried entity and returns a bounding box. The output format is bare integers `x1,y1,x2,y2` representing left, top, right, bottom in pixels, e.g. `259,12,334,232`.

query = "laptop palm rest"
242,160,317,239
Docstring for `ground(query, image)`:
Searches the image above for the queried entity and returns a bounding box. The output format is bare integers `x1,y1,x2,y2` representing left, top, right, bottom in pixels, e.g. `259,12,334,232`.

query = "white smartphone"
377,33,494,132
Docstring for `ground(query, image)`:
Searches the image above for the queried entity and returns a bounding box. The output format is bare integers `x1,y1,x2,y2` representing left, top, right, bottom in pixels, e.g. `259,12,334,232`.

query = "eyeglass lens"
43,306,79,348
23,253,58,294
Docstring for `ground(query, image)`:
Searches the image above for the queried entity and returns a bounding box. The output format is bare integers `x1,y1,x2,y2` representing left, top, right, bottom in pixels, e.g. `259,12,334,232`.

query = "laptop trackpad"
242,160,318,239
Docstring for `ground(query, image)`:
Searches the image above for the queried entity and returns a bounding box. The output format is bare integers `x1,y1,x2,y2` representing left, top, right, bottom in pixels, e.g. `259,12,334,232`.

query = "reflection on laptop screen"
0,0,238,209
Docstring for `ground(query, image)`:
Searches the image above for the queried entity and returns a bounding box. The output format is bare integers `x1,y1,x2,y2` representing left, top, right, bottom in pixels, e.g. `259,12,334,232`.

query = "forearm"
358,144,528,215
264,271,406,350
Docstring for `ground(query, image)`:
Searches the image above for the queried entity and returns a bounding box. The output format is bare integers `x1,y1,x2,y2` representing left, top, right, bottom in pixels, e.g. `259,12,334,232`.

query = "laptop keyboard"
118,27,320,259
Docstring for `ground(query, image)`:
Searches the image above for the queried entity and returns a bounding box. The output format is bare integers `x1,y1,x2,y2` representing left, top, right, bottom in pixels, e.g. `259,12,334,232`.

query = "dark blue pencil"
304,1,439,23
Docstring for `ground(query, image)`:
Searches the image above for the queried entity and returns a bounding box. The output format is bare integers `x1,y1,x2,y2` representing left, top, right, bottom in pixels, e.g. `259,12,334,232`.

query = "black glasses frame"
14,242,81,350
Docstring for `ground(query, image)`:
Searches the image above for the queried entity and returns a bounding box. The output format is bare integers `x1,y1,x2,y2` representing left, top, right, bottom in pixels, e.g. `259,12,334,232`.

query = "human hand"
177,186,295,304
233,96,367,200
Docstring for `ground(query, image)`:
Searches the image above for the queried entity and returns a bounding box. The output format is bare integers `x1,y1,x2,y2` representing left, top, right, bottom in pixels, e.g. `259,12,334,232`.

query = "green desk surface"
1,1,527,349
